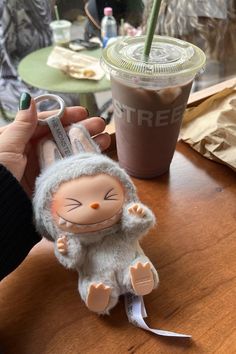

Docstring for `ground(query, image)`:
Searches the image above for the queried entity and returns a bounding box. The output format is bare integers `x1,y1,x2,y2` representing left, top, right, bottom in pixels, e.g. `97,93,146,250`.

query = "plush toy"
33,124,159,314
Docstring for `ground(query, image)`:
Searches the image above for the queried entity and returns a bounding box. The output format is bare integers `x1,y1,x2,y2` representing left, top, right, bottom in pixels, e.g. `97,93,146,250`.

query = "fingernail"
19,92,31,110
85,107,89,116
99,116,108,125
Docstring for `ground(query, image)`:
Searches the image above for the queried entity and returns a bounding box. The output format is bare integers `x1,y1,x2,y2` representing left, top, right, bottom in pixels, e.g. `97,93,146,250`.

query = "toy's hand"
128,203,146,218
122,203,155,241
54,236,84,269
57,235,68,255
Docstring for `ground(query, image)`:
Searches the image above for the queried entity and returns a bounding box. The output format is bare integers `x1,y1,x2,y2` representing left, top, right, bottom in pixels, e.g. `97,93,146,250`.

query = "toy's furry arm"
121,202,156,241
54,237,84,270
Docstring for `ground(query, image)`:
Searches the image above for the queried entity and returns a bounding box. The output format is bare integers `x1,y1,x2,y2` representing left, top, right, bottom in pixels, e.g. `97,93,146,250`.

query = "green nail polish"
19,92,31,110
85,107,89,116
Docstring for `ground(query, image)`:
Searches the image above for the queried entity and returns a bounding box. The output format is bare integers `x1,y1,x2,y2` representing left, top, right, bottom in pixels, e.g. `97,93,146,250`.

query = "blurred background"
0,0,235,123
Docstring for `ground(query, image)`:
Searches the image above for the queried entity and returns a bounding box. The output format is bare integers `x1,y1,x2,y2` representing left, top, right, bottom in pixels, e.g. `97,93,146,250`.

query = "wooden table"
0,82,236,353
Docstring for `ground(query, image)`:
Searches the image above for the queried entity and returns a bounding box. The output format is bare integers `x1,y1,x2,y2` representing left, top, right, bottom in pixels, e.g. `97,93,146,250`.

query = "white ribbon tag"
35,94,73,158
125,293,191,338
46,116,73,157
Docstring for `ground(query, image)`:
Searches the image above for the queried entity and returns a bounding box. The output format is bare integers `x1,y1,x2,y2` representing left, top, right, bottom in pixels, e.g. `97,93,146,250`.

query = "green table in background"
18,46,111,116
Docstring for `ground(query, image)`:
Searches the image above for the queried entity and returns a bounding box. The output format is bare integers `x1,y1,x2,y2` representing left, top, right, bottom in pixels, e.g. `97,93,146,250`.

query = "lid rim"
102,59,206,78
101,35,206,78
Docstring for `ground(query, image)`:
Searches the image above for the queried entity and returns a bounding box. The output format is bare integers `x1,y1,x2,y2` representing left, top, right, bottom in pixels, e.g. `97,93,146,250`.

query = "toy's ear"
38,139,63,170
68,124,100,154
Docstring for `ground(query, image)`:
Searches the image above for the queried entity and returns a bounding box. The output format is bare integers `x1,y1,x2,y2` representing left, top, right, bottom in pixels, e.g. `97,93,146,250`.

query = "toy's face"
51,174,125,233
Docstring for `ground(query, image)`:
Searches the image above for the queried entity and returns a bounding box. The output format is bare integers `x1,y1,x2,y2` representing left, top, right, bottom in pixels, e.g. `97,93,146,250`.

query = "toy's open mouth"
56,211,121,231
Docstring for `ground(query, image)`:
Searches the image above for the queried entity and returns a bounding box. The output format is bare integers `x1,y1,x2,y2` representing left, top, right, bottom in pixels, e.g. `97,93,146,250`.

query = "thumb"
0,93,38,153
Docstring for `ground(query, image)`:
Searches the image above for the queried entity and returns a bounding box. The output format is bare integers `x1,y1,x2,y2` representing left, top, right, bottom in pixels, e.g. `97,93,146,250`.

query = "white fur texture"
33,125,159,314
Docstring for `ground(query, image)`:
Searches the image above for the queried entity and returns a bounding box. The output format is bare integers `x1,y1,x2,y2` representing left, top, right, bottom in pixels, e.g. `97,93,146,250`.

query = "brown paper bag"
181,86,236,172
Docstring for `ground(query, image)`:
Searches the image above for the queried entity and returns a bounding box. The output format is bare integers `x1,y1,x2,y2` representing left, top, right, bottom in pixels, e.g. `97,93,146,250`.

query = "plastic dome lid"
101,35,206,85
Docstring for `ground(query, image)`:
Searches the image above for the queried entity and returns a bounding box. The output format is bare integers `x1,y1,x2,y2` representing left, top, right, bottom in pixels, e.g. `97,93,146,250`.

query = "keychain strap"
35,94,73,157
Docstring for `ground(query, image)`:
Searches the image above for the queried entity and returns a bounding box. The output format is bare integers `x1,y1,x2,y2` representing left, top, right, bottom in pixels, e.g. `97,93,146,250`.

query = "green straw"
143,0,162,59
54,5,60,21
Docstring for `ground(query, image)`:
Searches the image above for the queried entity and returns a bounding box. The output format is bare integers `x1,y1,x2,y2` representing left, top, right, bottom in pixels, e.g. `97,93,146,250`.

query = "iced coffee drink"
111,78,192,177
101,36,205,178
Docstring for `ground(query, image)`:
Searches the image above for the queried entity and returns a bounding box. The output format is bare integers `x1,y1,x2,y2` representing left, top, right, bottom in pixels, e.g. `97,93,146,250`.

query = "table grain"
0,142,235,354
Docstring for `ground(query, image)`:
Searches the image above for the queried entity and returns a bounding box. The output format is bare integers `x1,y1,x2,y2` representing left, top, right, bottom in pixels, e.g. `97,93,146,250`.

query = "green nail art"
19,92,31,110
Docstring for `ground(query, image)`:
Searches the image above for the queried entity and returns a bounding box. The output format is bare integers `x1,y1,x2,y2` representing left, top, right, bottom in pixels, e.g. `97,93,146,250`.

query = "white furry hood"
33,152,139,242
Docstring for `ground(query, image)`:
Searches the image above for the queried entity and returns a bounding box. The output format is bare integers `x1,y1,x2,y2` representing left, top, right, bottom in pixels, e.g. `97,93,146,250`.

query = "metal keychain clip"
35,94,73,157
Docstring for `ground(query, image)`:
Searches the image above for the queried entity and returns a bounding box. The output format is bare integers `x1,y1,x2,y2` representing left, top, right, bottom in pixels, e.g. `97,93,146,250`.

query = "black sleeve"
0,164,41,280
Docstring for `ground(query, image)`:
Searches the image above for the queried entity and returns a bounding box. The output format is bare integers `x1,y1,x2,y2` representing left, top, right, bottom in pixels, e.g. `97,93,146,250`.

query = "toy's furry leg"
122,255,159,296
78,277,119,315
130,262,154,295
87,283,111,313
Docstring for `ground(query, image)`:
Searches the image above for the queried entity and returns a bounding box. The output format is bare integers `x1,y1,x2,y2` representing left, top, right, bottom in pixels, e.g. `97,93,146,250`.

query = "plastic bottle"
101,7,117,48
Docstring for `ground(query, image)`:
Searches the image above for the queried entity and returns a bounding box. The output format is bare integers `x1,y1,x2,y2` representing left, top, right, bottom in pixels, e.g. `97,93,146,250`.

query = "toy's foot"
86,283,111,313
130,262,154,296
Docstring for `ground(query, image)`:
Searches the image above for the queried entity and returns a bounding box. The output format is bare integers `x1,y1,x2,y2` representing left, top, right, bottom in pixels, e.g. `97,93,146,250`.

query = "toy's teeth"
76,224,89,229
59,209,121,230
59,217,66,225
76,220,107,229
74,214,120,230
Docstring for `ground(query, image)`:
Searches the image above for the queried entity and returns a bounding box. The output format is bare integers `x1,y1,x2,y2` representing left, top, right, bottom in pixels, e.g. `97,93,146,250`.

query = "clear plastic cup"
50,20,71,46
101,35,206,178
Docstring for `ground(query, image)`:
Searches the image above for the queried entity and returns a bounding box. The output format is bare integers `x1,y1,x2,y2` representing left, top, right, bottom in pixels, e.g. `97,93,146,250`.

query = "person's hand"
123,22,142,36
0,93,111,196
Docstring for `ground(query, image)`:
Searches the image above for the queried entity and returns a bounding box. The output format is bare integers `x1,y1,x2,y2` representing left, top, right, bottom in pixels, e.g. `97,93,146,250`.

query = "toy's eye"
104,188,118,201
65,198,82,212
